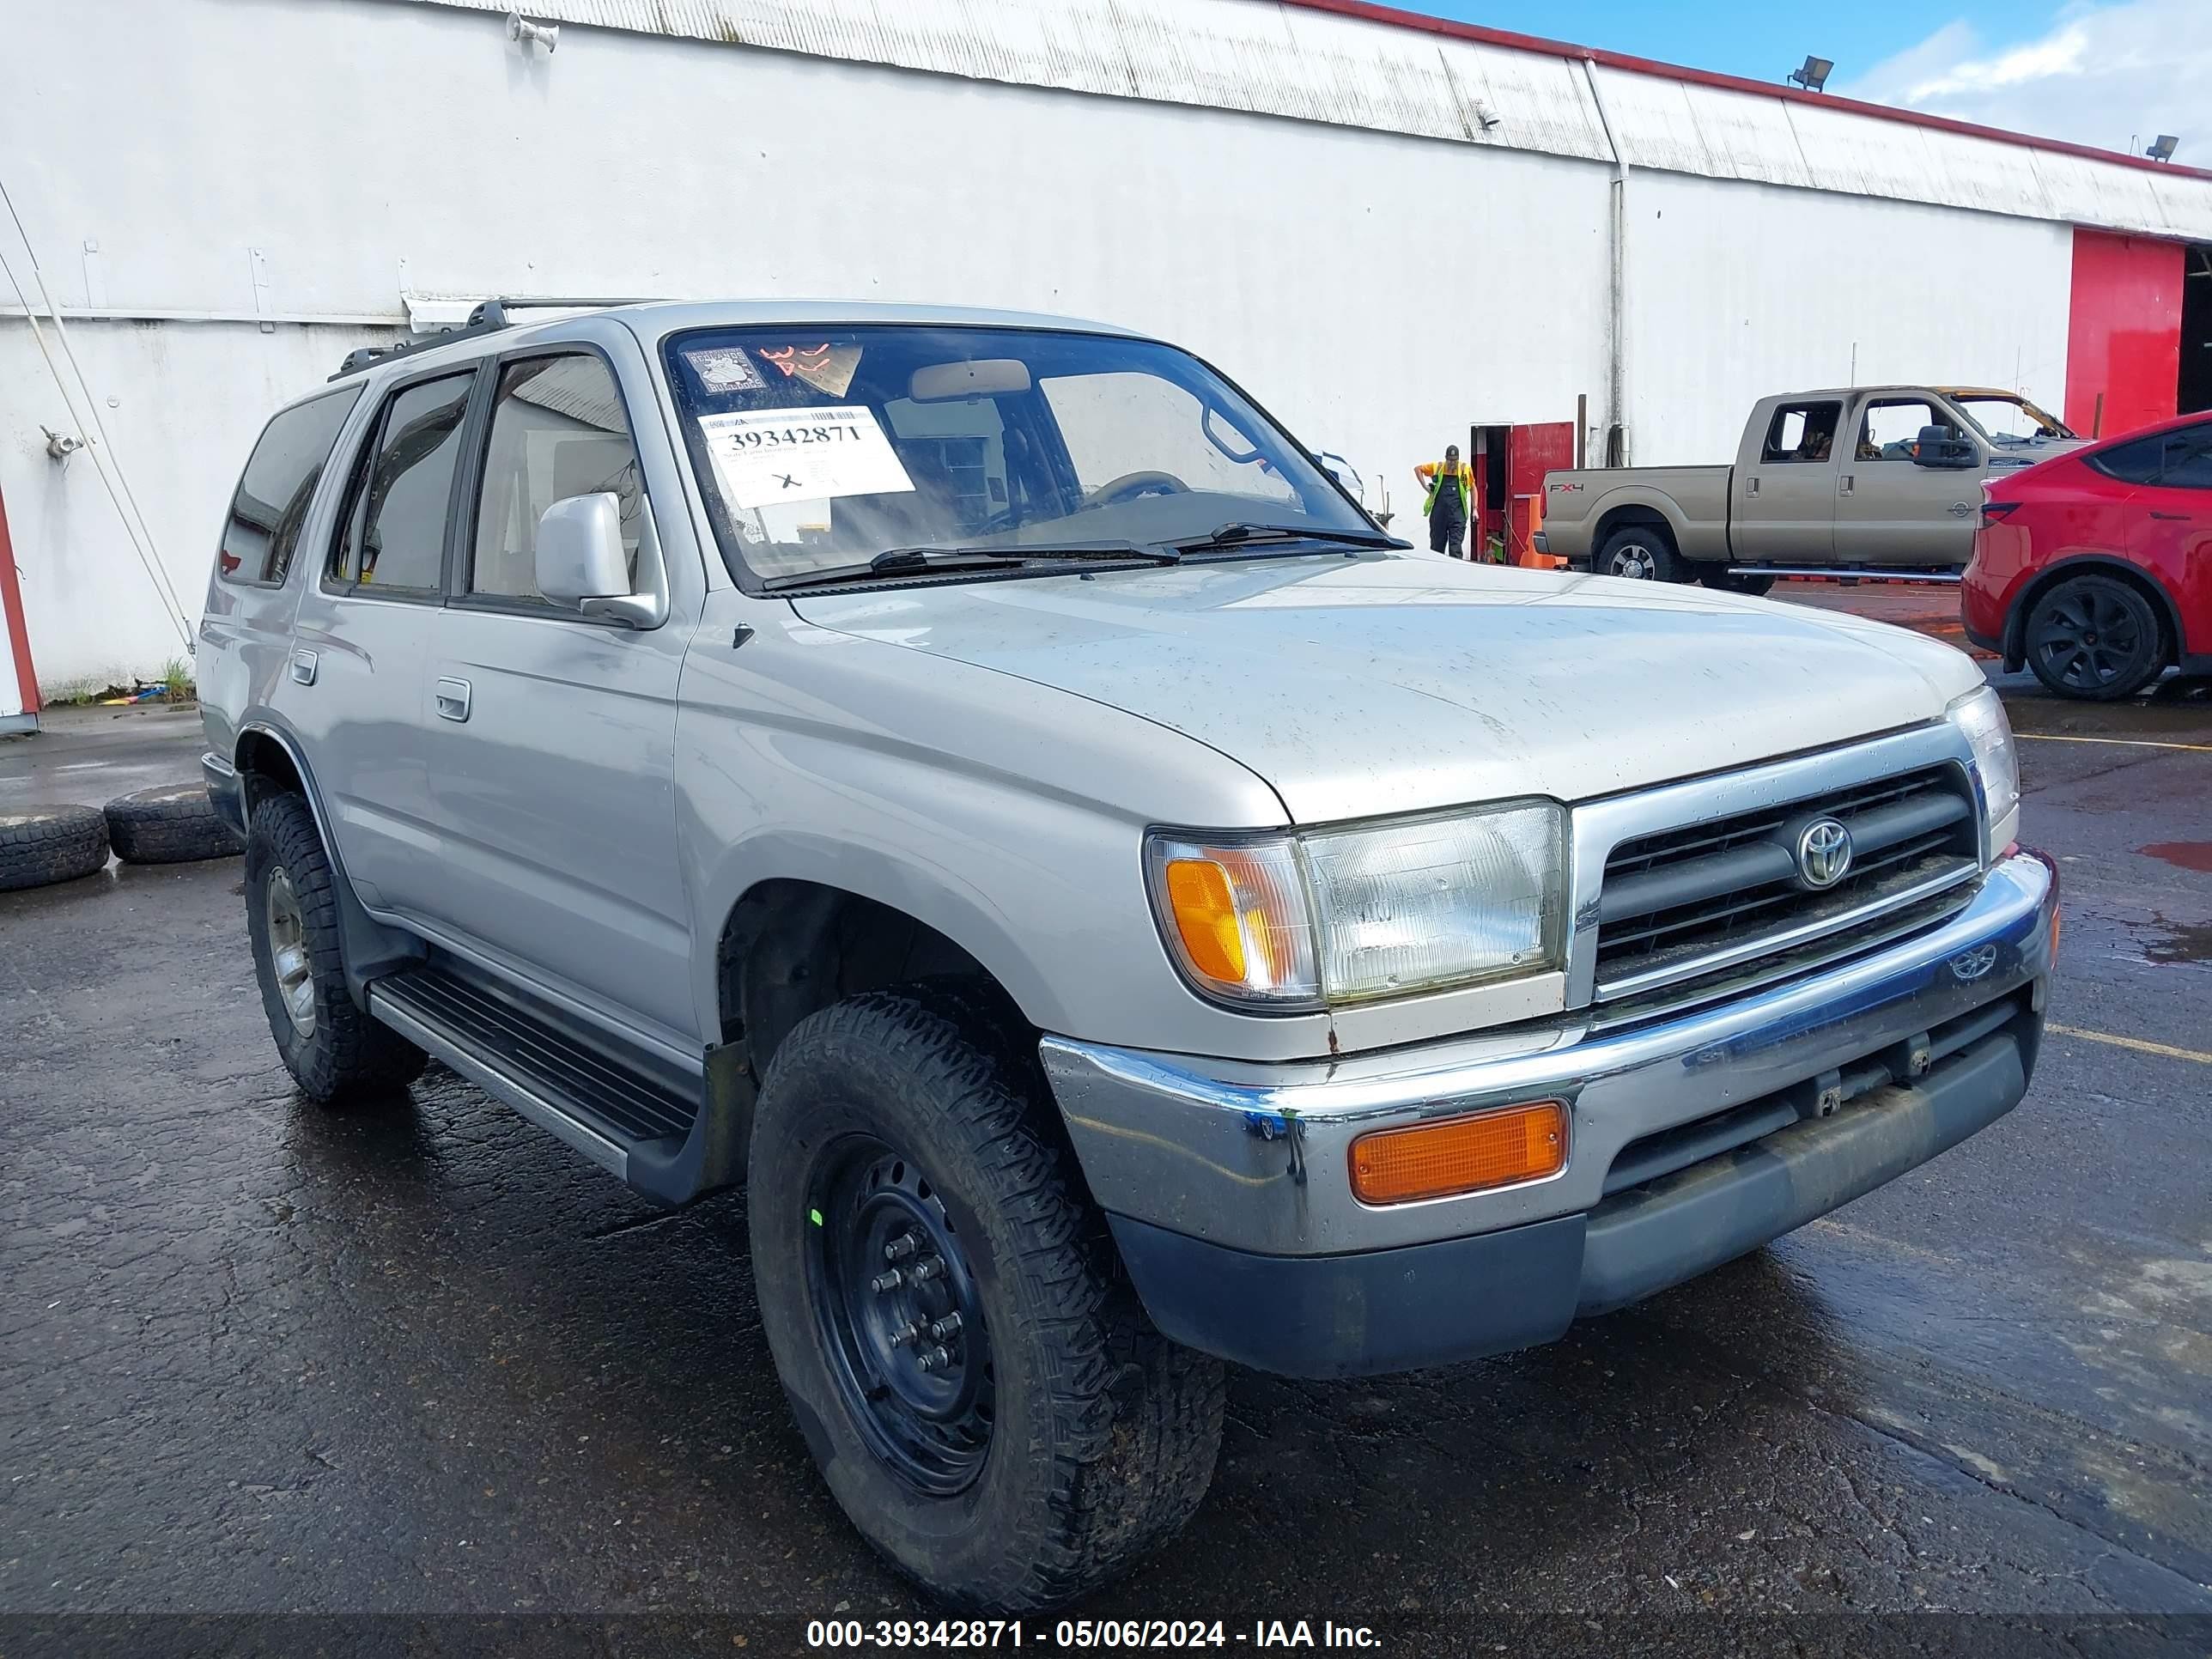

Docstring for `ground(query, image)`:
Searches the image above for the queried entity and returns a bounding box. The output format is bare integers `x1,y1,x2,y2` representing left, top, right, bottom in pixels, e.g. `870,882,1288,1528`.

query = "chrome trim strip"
1727,568,1963,584
1042,851,2051,1257
369,988,630,1179
1592,859,1980,1002
1565,722,1982,1007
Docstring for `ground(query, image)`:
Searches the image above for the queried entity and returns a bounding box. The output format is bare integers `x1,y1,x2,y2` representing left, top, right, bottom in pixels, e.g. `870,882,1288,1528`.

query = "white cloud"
1835,0,2211,160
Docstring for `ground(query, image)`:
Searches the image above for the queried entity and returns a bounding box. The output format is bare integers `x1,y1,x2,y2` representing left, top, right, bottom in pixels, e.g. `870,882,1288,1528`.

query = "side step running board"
368,964,703,1182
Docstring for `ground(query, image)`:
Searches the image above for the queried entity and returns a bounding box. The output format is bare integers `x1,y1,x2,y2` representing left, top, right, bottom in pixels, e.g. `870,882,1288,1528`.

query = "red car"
1962,410,2212,700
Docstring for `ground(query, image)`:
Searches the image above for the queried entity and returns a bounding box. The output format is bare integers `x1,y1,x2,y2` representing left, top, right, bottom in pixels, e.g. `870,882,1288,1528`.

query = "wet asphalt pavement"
3,633,2209,1657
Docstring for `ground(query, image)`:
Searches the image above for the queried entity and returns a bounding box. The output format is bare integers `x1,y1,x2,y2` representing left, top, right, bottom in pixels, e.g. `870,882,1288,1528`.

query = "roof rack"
328,295,664,381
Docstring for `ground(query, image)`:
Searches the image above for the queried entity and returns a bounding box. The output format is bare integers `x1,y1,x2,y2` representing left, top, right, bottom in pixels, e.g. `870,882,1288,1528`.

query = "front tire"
1700,568,1777,597
244,793,426,1103
1598,525,1684,582
748,985,1225,1611
2024,574,2165,701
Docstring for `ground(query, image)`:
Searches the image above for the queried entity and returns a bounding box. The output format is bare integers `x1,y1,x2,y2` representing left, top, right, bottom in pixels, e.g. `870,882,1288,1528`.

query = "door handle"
1838,474,1854,497
1948,502,1973,517
2149,510,2191,521
290,649,318,686
434,677,472,722
1745,477,1759,499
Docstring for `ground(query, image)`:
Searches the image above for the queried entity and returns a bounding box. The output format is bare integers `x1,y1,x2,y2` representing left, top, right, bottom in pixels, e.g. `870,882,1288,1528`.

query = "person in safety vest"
1413,445,1474,558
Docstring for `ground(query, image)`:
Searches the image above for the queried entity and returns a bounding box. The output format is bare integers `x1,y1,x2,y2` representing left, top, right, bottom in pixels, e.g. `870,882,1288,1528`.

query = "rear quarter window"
218,387,362,586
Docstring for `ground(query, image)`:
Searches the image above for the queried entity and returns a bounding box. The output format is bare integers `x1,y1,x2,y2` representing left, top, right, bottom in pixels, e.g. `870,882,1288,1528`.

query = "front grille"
1594,763,1979,1003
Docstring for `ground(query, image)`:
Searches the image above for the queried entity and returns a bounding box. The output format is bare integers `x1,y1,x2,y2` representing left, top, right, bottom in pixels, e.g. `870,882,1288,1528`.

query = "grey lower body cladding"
1042,851,2057,1378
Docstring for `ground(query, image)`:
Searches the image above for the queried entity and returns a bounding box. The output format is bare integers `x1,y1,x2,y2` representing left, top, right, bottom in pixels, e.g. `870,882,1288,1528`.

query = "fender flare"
231,715,425,1006
1999,555,2187,672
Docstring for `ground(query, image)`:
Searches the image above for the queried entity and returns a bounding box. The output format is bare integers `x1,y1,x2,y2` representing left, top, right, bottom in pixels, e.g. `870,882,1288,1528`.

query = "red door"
2124,424,2212,655
2065,229,2185,439
1507,422,1576,565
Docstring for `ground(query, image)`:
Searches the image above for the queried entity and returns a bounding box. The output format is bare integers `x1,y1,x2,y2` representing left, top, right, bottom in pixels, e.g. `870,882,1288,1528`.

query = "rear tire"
1597,524,1684,582
2024,574,2166,701
748,984,1225,1612
106,782,243,865
1700,568,1777,597
244,792,426,1103
0,805,110,891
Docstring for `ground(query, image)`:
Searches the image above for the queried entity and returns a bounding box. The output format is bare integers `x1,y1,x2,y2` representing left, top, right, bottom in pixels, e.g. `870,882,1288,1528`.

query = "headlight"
1948,685,2019,860
1146,802,1565,1011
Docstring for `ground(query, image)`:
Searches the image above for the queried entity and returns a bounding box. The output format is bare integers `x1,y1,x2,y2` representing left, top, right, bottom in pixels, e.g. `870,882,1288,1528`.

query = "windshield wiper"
762,539,1180,593
1173,521,1410,555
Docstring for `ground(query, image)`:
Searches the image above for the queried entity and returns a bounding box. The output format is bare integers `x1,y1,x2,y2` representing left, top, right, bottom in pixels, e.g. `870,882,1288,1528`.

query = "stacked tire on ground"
0,806,111,891
104,782,244,865
0,783,242,895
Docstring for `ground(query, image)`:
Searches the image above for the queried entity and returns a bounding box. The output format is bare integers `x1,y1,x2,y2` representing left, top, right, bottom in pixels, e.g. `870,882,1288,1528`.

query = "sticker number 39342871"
696,406,915,510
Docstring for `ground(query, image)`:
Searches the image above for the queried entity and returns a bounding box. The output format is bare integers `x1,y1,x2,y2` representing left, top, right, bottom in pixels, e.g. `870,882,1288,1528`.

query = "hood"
791,555,1983,824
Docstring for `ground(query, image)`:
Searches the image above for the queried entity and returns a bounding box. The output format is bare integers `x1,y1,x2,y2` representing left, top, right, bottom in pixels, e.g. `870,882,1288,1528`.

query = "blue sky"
1389,1,2204,158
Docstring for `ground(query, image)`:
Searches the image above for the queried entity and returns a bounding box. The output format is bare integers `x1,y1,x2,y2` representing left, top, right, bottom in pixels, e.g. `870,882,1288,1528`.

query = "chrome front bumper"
1042,850,2056,1261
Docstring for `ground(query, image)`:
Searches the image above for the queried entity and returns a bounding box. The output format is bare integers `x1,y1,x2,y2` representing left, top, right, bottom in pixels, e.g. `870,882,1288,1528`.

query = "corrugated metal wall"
0,0,2177,680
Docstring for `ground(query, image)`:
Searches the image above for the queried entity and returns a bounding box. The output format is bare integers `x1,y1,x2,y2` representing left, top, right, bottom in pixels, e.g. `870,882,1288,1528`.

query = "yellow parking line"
2014,733,2212,754
2048,1024,2212,1066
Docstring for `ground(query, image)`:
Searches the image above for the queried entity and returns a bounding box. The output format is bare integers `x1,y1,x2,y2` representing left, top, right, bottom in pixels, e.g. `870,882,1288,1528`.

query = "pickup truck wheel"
1597,526,1684,582
1700,568,1777,597
2024,575,2165,701
244,793,427,1103
749,985,1226,1611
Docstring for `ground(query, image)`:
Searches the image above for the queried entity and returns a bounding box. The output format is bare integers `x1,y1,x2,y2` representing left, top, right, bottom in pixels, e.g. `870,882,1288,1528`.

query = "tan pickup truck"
1536,386,2079,591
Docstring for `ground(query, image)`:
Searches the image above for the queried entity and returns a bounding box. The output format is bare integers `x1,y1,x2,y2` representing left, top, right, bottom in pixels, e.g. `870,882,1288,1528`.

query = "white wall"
1,0,1618,684
0,0,2084,683
1620,174,2076,465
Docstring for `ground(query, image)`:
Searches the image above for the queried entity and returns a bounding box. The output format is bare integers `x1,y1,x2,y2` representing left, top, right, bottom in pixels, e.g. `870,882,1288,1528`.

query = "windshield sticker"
698,406,914,510
684,346,767,393
757,343,861,398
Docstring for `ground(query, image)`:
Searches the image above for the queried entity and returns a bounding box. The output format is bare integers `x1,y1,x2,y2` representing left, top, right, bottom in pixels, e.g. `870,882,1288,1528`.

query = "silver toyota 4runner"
198,300,2058,1611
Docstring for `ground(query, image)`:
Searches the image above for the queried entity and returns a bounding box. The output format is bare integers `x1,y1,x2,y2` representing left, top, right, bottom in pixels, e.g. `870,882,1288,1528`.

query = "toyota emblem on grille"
1796,818,1853,889
1949,943,1999,981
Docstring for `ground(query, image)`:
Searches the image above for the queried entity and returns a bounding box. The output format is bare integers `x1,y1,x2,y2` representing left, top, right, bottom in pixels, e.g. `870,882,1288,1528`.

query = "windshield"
662,325,1370,584
1949,394,2075,446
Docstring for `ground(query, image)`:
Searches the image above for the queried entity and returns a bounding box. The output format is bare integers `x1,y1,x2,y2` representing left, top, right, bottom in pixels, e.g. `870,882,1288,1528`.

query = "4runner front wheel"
244,792,426,1103
748,985,1225,1611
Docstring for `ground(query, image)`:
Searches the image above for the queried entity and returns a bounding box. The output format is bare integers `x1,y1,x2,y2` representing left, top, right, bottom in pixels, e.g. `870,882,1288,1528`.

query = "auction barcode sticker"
698,406,914,510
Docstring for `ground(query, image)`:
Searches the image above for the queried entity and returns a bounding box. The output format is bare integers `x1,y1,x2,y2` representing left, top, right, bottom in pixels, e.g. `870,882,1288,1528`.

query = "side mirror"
1911,427,1980,470
536,493,654,624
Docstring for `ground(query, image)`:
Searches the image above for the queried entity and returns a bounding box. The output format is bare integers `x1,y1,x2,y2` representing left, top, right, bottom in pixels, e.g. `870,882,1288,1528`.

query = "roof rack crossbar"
327,295,665,381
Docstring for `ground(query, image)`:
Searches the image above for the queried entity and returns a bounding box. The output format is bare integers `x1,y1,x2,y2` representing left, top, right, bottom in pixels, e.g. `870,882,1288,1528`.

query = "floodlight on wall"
1788,56,1833,93
507,9,559,52
2146,135,2179,161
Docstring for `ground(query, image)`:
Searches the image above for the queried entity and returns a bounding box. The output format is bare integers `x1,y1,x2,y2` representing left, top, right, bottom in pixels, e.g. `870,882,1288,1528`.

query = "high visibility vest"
1423,462,1471,517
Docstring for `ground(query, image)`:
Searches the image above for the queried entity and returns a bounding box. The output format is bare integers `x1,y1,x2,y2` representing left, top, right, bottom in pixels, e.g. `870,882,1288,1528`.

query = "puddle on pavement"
2131,908,2212,967
2142,842,2212,875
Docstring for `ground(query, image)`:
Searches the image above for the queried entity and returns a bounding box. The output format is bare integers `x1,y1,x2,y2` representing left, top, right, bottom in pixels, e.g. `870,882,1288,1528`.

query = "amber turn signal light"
1348,1101,1568,1206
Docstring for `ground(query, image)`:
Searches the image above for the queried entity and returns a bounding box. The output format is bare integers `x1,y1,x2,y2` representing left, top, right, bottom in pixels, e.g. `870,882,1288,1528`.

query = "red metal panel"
1508,422,1576,564
0,477,41,718
2065,229,2185,438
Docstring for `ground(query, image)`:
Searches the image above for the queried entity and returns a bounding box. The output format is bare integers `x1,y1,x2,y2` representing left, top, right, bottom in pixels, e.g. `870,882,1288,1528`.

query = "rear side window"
2087,427,2212,489
1761,402,1842,465
328,372,476,593
2086,434,2169,485
217,387,361,586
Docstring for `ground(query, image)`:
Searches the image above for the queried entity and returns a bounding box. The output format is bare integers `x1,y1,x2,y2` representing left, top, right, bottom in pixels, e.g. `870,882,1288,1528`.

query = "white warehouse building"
4,0,2211,702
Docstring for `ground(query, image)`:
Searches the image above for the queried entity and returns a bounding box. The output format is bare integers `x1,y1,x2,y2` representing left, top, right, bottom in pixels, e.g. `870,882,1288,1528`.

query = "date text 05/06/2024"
804,1617,1385,1649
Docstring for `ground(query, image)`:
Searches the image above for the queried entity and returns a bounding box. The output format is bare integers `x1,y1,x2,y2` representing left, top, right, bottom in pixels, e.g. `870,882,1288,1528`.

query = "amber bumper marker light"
1349,1101,1567,1206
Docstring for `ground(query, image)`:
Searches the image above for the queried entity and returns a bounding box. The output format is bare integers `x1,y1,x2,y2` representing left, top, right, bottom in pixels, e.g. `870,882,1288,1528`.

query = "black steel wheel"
748,982,1224,1611
2024,574,2165,701
808,1136,995,1497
